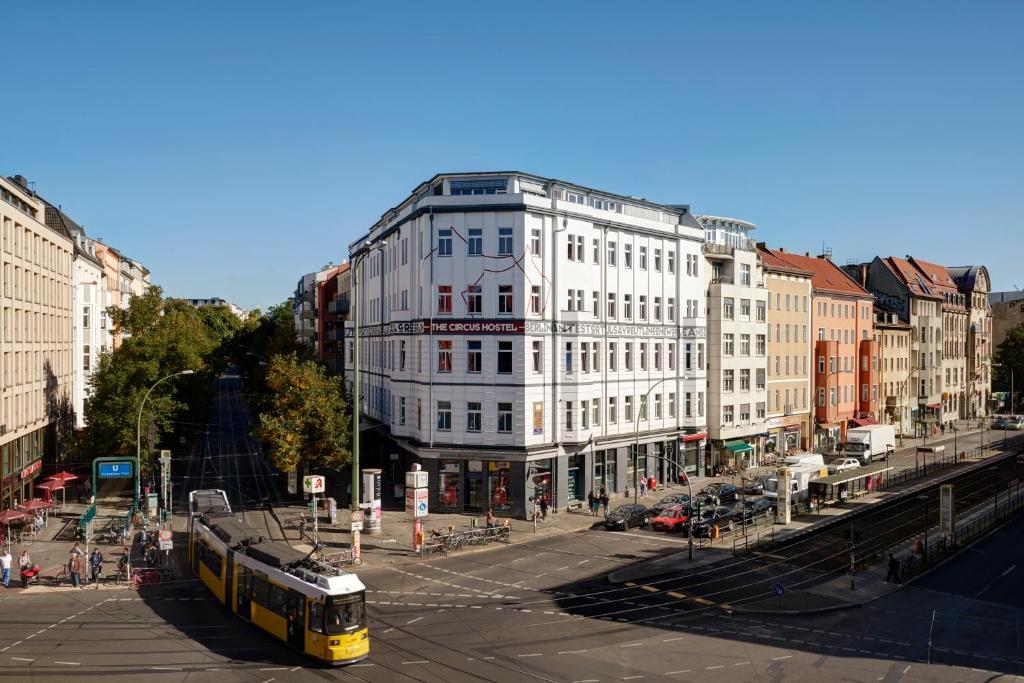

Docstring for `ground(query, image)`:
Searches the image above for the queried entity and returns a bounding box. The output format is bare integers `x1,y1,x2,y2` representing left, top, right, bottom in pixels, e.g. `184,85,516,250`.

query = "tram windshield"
325,593,366,635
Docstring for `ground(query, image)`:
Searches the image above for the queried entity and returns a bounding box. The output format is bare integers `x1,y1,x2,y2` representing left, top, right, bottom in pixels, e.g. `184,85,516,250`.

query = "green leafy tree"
994,325,1024,396
255,353,351,472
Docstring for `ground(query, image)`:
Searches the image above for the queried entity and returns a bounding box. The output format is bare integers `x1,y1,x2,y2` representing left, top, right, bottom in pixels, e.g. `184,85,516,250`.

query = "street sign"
98,462,133,478
159,528,173,551
303,475,325,494
405,487,428,517
405,471,428,489
939,484,955,543
350,520,364,531
773,583,785,597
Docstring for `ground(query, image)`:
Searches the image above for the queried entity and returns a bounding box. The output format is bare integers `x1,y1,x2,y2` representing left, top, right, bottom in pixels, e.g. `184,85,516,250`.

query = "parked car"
698,483,739,505
690,507,734,538
603,504,650,530
650,504,691,532
1006,416,1024,431
650,493,691,516
993,416,1008,429
733,497,774,522
827,457,862,475
741,476,767,495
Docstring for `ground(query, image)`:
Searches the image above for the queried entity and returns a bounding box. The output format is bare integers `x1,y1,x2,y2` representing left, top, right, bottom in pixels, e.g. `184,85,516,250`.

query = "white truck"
844,424,897,464
763,461,829,505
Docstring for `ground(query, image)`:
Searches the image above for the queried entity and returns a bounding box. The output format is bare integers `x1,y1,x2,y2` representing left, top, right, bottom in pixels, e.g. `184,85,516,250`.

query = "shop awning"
849,418,877,427
724,440,754,454
680,433,707,443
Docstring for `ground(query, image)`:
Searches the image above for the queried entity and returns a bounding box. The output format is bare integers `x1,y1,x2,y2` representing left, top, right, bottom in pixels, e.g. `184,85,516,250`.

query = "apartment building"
991,291,1024,350
757,245,813,455
317,262,350,374
184,298,246,319
294,263,340,353
849,257,950,434
874,309,913,435
949,267,993,418
344,172,707,517
765,250,876,451
0,175,74,508
699,217,769,471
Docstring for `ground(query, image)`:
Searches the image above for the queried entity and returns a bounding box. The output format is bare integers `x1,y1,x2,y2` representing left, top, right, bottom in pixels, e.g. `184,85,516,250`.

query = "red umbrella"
17,499,51,512
35,480,64,491
47,471,79,483
0,509,29,525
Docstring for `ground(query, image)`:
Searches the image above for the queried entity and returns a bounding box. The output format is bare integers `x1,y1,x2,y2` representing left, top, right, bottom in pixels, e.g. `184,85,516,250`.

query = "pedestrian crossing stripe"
640,585,659,593
693,597,715,605
667,591,687,599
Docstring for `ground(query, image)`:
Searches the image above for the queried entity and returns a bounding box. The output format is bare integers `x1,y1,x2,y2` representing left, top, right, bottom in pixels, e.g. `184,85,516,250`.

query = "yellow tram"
187,490,368,665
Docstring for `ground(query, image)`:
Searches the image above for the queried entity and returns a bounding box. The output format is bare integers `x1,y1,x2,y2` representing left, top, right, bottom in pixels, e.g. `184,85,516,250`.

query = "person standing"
885,554,901,584
69,551,84,588
0,548,12,588
599,489,609,515
639,478,647,498
538,496,549,522
90,548,104,586
587,491,598,517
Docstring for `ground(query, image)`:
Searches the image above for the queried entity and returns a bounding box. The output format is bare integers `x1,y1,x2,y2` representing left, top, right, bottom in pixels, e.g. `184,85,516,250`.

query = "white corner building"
345,172,707,518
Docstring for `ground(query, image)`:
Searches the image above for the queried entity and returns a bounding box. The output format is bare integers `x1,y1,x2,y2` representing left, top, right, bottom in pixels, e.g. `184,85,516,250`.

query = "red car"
650,504,691,532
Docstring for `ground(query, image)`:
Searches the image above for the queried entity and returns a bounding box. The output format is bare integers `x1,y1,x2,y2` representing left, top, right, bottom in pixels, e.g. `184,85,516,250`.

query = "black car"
733,497,773,522
689,507,734,538
603,504,650,530
649,493,691,516
741,476,766,495
698,483,739,505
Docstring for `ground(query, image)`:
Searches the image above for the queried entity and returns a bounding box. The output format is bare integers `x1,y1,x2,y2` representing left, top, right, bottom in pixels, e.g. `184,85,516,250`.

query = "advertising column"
362,468,382,535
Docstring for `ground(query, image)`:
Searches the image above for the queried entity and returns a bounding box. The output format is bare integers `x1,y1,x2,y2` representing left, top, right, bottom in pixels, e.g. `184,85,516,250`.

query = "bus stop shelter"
809,463,895,508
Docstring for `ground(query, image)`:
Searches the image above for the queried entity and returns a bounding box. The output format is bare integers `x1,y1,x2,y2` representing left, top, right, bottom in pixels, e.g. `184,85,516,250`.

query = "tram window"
267,584,288,616
252,577,270,605
326,595,366,634
199,542,222,577
309,601,325,634
237,565,251,597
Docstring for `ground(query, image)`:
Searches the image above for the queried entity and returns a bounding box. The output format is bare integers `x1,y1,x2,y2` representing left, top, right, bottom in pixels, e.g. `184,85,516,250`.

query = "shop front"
815,421,841,453
1,429,46,511
722,439,754,471
679,433,706,478
766,418,806,461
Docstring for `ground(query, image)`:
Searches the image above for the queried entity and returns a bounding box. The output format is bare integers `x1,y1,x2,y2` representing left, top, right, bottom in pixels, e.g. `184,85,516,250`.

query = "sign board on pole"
98,462,133,479
405,487,429,517
350,520,364,531
287,469,298,495
159,528,173,551
940,484,955,543
303,475,325,494
405,471,428,489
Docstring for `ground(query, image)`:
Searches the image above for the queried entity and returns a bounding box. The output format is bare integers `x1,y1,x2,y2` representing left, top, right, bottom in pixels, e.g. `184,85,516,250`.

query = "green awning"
724,440,753,454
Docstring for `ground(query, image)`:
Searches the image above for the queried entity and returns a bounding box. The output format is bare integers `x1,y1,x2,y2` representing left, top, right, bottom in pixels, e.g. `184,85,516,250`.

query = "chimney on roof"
11,175,30,191
858,263,868,287
779,247,785,253
756,241,766,250
805,252,811,257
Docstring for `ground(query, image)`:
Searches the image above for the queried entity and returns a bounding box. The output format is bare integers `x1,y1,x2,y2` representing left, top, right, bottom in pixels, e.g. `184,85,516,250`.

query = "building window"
654,297,662,321
565,342,573,373
565,401,574,430
498,285,513,314
567,234,576,261
438,285,452,314
654,394,663,419
669,392,676,417
624,243,633,269
437,341,453,373
625,342,632,370
740,334,751,356
654,343,662,370
668,298,675,322
531,228,541,256
437,401,452,431
468,228,482,256
756,334,766,355
724,334,734,356
624,294,632,320
399,397,406,425
654,248,662,272
498,228,513,256
740,263,751,286
438,229,453,256
592,341,600,372
497,403,512,433
576,235,584,262
740,299,751,319
400,341,406,370
723,297,734,319
724,369,734,392
83,344,91,372
467,340,482,373
668,343,676,370
83,306,90,329
740,368,750,391
756,368,765,390
640,342,648,370
581,343,590,373
531,286,541,314
756,402,766,419
639,295,647,321
685,392,692,417
609,397,618,424
607,293,616,319
467,402,482,432
639,246,647,270
607,241,616,266
723,405,734,423
592,291,599,317
497,341,512,374
593,238,600,264
592,398,601,426
467,285,483,314
608,342,617,371
667,251,675,274
532,341,543,373
581,401,589,429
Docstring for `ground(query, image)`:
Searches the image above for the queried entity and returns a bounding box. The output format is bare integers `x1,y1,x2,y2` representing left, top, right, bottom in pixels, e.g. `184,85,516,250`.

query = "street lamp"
351,239,387,560
136,370,195,506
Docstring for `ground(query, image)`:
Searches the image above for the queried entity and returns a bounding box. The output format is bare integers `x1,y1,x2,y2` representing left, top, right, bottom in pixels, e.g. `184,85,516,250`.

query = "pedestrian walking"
538,497,549,522
90,548,104,585
599,489,609,515
940,422,946,436
70,542,84,558
0,548,11,588
639,478,647,498
885,554,901,584
587,491,599,516
69,552,84,588
144,541,158,568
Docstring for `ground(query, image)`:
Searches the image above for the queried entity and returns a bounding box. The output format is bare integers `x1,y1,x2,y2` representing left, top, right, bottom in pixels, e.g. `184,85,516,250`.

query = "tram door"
286,590,306,650
236,565,252,621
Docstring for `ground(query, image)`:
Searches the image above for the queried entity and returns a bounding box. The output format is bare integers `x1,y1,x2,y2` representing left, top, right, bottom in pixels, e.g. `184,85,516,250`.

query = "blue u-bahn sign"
98,461,134,479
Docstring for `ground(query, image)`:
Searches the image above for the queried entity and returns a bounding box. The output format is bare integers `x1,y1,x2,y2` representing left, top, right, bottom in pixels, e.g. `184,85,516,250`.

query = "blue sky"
3,2,1021,309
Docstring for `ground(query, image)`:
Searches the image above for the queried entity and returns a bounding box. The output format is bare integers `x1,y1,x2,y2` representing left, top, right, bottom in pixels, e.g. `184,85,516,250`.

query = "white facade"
72,239,104,429
185,298,246,319
345,173,707,514
699,216,770,468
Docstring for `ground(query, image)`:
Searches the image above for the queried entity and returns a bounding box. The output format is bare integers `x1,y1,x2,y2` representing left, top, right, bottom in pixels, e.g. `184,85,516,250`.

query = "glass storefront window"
606,450,617,493
593,451,605,493
438,461,461,509
527,460,552,505
567,453,583,502
487,462,512,511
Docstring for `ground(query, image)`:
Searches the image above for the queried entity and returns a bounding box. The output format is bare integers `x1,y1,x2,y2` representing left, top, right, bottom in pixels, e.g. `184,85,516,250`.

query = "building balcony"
298,325,315,339
326,328,345,342
710,274,734,285
299,302,316,320
328,297,350,315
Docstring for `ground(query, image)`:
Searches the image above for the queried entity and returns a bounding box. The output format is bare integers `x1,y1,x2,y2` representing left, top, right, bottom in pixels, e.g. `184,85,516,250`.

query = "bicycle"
131,567,162,589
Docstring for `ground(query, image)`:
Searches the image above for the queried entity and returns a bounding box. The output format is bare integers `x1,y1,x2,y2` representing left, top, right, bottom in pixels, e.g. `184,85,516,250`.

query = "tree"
994,325,1024,396
255,353,351,473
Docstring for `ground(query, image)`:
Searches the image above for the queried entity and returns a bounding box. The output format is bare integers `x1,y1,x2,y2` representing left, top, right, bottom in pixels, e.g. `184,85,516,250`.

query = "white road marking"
559,649,589,654
772,655,792,661
382,628,394,634
1002,564,1016,577
151,667,182,671
351,663,374,667
11,657,34,662
624,676,646,680
518,653,543,657
620,642,644,648
54,661,80,666
705,665,724,670
665,671,691,676
260,668,288,671
406,616,423,625
735,661,750,666
402,660,429,665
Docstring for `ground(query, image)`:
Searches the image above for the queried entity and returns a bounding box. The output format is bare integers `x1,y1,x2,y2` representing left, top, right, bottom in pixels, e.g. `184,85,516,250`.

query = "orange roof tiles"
758,246,870,297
